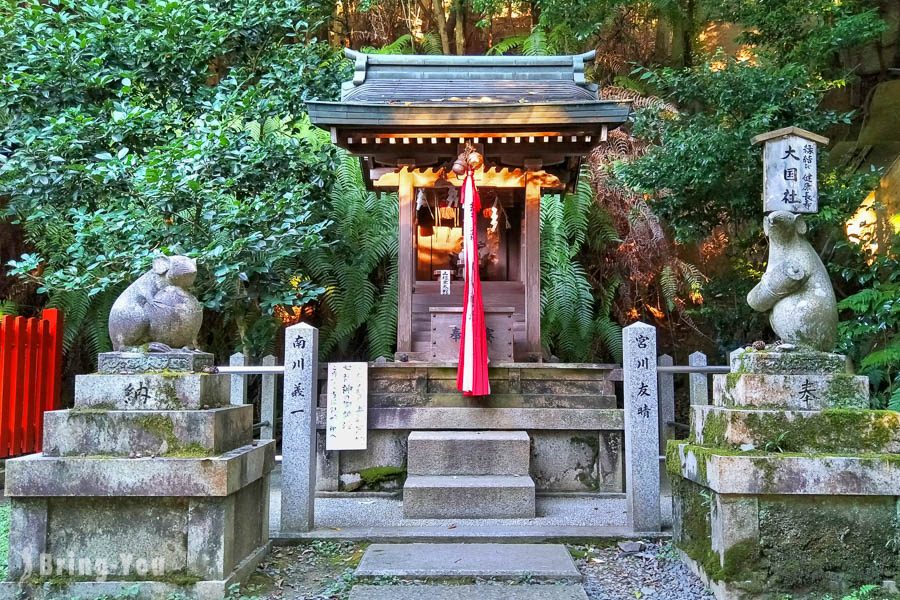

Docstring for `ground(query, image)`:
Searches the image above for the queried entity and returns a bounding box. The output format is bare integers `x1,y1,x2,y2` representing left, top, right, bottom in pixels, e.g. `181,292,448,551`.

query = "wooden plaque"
429,306,515,363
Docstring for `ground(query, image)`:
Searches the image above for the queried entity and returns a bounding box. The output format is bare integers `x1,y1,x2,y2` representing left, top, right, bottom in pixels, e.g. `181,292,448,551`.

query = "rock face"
668,348,900,599
747,211,838,351
108,255,203,352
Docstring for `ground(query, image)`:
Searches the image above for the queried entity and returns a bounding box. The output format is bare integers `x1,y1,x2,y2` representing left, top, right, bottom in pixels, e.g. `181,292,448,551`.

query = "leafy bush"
302,152,399,360
540,170,624,362
836,233,900,409
0,0,349,359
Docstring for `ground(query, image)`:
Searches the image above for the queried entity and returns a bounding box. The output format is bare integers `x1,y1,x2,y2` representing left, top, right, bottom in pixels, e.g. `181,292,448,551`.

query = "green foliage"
614,41,881,353
0,0,351,359
487,24,584,56
836,237,900,410
541,171,622,362
362,33,443,55
714,0,885,72
0,300,17,317
616,57,856,242
303,151,399,360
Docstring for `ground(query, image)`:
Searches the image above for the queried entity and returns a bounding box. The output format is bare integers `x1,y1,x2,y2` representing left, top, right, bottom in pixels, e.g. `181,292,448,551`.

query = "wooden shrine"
308,50,630,362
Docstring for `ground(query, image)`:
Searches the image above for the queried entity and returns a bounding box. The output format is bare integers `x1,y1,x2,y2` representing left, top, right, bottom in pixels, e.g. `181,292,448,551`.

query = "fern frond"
837,288,884,312
595,317,623,363
861,343,900,372
659,265,677,312
0,300,18,317
888,383,900,412
304,149,399,360
523,28,548,56
420,32,444,55
47,290,91,354
487,34,528,55
363,34,414,54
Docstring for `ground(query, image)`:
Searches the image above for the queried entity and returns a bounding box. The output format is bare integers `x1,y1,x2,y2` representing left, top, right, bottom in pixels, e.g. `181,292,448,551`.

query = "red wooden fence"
0,309,64,458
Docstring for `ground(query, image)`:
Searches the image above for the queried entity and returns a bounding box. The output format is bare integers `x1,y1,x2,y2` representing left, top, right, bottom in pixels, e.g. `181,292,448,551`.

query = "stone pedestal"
668,348,900,599
2,353,275,600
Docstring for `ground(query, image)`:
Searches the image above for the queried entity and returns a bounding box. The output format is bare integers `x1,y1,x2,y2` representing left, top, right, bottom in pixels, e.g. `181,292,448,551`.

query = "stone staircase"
403,430,536,519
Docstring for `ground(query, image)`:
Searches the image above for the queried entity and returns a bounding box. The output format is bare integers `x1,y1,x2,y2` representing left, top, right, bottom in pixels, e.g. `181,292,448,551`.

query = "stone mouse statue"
108,255,203,352
747,211,837,351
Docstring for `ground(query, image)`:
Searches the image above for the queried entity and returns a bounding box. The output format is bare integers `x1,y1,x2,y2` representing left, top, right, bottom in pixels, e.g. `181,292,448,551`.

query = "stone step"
408,431,530,475
74,372,230,410
354,543,582,582
5,441,275,497
42,406,252,457
729,348,849,375
350,584,588,599
403,475,535,519
712,373,868,410
691,405,900,454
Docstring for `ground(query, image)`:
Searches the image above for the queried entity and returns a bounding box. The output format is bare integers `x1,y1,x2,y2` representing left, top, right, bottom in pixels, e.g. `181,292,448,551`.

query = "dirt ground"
242,541,370,600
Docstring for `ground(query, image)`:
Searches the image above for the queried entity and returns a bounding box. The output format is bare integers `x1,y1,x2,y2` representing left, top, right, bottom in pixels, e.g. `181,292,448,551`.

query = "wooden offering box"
430,307,514,363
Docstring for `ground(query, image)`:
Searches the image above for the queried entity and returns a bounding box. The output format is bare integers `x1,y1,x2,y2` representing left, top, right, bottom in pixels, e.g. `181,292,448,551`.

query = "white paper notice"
325,362,368,450
439,270,452,295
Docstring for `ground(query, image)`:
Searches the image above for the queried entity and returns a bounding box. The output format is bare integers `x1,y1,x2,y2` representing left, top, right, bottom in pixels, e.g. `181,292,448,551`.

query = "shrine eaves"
306,49,632,192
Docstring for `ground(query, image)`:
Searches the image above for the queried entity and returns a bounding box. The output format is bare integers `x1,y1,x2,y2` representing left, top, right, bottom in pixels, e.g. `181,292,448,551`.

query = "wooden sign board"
754,127,827,214
325,362,368,450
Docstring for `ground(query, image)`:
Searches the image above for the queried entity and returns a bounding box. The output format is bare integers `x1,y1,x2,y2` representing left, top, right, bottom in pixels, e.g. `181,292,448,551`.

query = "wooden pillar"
524,171,542,361
397,167,414,355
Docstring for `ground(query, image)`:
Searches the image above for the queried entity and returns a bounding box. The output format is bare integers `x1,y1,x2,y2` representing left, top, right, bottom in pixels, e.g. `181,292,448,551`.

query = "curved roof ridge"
344,48,596,64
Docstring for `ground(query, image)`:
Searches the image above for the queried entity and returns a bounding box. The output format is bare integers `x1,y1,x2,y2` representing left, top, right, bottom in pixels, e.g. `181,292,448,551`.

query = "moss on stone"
725,372,741,392
24,570,201,587
69,403,116,414
358,466,406,489
671,477,738,583
700,410,728,447
665,439,682,477
164,443,211,458
705,409,898,455
824,374,869,409
156,382,182,409
136,414,178,446
758,496,898,590
570,434,600,454
135,415,212,457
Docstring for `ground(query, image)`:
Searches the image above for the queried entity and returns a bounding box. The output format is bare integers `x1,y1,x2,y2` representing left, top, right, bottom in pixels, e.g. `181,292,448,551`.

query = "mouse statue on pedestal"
108,255,204,352
747,210,838,351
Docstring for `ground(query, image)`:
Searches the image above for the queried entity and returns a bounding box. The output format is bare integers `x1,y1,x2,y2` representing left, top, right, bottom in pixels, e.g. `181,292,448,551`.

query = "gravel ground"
574,541,716,600
246,540,716,599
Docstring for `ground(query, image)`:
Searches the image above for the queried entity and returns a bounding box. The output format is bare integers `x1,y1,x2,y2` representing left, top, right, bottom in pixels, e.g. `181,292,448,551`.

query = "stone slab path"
349,583,589,599
355,543,582,582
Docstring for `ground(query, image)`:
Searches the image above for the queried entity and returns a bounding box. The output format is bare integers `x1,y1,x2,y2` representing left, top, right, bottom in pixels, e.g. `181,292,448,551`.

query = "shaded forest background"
0,0,898,406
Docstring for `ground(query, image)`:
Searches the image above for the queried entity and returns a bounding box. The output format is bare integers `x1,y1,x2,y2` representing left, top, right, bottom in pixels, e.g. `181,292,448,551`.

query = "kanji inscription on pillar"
623,321,661,533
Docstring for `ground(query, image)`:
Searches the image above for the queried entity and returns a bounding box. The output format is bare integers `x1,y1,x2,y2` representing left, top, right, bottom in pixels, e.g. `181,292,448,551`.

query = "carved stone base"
98,351,214,375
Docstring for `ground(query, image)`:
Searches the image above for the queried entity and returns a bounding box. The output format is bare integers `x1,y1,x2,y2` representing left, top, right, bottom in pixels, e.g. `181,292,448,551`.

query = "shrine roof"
307,49,630,129
307,50,631,189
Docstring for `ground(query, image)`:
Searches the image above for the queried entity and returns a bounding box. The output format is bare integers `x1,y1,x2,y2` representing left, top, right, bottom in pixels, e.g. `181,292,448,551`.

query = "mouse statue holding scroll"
746,210,838,351
108,255,204,352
